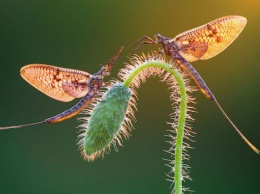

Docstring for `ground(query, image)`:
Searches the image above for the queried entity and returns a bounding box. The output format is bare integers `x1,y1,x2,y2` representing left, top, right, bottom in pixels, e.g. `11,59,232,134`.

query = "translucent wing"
173,16,247,62
20,64,92,102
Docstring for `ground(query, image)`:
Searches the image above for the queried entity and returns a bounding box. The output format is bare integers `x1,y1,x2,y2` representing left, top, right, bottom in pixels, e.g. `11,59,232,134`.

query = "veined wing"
20,64,92,102
173,15,247,62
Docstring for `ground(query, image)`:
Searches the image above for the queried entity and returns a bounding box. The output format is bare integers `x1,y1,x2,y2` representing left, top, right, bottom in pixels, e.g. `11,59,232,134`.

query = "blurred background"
0,0,259,193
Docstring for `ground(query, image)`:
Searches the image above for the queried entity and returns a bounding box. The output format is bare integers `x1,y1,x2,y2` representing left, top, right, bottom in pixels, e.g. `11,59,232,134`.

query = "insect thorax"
156,35,179,58
89,74,102,89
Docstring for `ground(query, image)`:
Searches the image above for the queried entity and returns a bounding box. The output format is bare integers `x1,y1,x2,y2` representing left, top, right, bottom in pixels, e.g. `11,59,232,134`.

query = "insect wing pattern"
20,64,92,102
173,16,247,62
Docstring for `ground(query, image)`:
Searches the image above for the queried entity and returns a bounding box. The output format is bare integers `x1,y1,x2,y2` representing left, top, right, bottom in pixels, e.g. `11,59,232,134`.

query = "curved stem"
123,61,187,194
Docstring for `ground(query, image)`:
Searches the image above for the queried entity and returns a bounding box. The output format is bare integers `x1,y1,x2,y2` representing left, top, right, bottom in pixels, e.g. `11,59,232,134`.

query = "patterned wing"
20,64,92,102
173,16,247,62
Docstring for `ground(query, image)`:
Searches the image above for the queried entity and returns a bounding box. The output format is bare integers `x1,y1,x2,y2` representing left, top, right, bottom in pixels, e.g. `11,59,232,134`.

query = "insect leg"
129,36,155,55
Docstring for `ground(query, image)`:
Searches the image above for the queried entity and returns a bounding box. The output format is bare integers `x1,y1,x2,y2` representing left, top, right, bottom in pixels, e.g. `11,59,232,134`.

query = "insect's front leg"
129,36,156,55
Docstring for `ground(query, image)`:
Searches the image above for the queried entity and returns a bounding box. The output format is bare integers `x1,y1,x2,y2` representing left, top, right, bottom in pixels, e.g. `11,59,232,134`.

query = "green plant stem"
123,61,187,194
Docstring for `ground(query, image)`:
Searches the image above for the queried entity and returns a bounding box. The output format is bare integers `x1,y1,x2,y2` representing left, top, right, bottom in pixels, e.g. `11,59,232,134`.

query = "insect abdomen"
176,59,216,101
46,89,97,124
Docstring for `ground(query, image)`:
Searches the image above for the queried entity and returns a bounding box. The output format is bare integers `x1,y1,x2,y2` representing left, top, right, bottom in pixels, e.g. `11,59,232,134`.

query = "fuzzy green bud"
84,83,131,157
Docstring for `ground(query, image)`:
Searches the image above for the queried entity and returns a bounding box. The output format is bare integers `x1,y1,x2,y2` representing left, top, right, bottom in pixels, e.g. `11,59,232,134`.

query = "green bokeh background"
0,0,259,193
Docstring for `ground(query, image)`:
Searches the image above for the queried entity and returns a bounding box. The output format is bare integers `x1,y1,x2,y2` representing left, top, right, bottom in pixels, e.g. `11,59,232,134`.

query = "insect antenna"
215,100,260,154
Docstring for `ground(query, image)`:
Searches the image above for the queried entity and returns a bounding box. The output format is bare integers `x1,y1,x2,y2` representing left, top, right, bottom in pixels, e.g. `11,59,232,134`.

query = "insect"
130,15,259,153
0,47,124,130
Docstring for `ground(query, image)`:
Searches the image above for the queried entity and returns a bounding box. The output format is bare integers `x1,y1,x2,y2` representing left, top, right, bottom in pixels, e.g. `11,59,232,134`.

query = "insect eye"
153,34,163,44
154,33,161,39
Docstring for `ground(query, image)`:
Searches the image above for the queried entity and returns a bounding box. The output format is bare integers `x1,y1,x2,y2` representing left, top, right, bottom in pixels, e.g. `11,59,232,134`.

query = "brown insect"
130,16,259,153
0,47,123,130
131,15,247,101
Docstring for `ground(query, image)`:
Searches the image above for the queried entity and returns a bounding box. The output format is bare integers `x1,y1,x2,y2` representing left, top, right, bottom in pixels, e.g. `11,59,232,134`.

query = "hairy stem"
123,61,187,194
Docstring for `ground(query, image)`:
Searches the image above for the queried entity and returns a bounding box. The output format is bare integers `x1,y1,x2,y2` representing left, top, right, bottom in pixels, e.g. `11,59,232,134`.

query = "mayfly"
0,47,124,130
130,15,259,153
